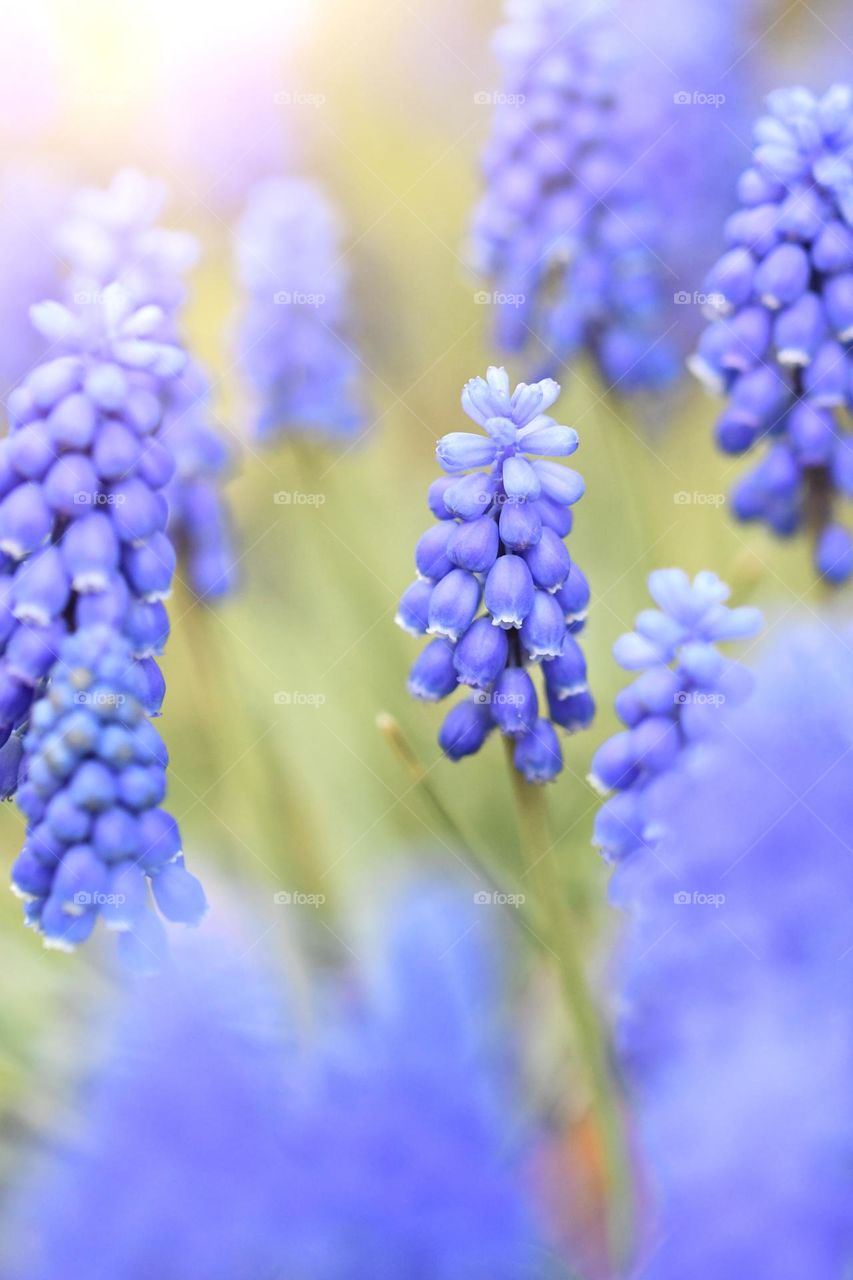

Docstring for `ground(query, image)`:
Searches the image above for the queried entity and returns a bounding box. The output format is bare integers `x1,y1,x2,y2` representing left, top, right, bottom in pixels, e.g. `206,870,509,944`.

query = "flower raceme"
591,569,762,862
691,86,853,584
399,367,594,783
234,177,365,442
0,280,206,953
470,0,676,392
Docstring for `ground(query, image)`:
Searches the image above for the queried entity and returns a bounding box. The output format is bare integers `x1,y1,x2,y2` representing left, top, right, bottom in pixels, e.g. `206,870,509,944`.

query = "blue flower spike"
592,568,762,862
692,86,853,584
400,368,593,783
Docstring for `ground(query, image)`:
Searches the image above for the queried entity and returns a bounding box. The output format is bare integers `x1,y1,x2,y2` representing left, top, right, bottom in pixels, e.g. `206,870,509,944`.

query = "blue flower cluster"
0,274,208,950
691,86,853,583
10,627,205,959
234,177,365,442
469,0,676,391
58,169,236,598
612,624,853,1278
8,879,544,1279
399,368,593,783
591,569,761,862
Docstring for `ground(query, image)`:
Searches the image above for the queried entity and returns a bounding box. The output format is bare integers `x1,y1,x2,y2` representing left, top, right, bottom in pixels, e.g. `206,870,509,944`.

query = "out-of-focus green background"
0,0,842,1168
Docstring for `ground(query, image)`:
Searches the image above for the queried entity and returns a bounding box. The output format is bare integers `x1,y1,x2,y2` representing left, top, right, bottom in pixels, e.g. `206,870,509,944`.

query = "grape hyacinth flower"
399,367,594,784
591,569,762,863
0,281,205,951
234,177,366,442
12,627,206,960
612,625,853,1277
691,86,853,584
58,169,236,598
8,879,544,1279
469,0,677,392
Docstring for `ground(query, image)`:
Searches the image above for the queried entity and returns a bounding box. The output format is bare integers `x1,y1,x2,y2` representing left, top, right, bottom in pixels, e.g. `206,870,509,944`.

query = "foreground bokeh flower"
613,622,853,1277
692,86,853,584
399,367,594,783
7,879,548,1279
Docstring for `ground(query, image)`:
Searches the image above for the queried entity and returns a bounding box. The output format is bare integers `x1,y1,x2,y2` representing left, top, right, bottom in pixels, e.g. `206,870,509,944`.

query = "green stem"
377,713,546,931
504,741,634,1269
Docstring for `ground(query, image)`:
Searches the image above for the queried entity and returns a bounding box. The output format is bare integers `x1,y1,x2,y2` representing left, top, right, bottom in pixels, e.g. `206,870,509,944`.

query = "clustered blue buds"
591,569,762,861
692,86,853,584
11,627,205,960
0,275,207,952
58,169,236,599
469,0,676,392
399,367,594,783
234,177,366,442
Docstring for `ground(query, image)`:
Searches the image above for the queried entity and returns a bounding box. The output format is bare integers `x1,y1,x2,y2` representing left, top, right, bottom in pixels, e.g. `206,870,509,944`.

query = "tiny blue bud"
447,515,499,574
491,668,537,735
523,526,571,592
443,473,496,520
520,590,566,660
427,570,481,643
816,523,853,584
436,432,498,473
453,617,509,689
499,499,542,551
484,555,534,629
438,698,493,760
396,580,432,635
407,639,458,701
11,546,70,625
415,523,454,582
513,719,562,784
754,242,810,309
0,483,52,559
61,512,120,592
543,634,587,698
